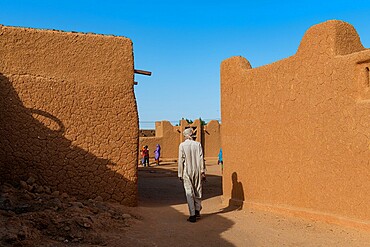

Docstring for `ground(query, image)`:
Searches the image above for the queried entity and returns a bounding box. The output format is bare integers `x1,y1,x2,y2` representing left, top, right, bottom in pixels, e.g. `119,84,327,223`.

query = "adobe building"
221,20,370,229
139,119,221,161
0,25,138,206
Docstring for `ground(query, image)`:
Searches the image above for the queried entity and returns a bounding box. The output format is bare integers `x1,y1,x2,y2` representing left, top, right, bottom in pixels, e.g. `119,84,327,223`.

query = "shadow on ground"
138,162,222,207
133,162,239,247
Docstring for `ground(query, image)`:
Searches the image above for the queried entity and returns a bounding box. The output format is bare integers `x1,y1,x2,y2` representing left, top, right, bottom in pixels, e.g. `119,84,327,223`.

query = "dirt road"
2,160,369,246
113,160,370,247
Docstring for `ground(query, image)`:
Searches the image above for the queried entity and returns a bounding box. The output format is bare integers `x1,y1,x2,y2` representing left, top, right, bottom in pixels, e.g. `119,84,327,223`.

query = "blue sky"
1,1,370,128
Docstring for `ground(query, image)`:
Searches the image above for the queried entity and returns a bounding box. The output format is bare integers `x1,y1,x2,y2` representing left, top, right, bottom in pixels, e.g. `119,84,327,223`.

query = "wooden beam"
134,69,152,76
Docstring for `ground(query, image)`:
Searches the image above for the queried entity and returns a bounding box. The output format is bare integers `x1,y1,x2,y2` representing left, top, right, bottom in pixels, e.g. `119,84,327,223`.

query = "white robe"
178,139,206,216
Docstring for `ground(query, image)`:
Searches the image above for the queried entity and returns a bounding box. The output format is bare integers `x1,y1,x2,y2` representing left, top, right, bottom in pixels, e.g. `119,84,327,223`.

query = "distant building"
139,119,221,160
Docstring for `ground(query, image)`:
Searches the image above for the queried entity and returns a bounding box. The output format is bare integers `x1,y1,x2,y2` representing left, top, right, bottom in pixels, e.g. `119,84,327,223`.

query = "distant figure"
140,146,146,166
178,128,206,223
154,144,161,166
142,145,150,167
217,148,223,172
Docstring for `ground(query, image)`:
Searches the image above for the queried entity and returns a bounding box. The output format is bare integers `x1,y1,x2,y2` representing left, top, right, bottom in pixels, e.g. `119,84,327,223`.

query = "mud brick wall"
203,120,221,158
139,119,221,160
139,121,180,160
0,25,138,206
221,20,370,226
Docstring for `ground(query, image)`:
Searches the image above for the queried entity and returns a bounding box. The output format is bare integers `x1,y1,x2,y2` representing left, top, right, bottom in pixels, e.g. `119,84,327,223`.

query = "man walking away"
178,128,206,223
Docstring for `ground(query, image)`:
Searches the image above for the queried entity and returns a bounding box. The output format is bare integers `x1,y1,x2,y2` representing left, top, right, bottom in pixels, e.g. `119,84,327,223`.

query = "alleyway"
113,160,370,247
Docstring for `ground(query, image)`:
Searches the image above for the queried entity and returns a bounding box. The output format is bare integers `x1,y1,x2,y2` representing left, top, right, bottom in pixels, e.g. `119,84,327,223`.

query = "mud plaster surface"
0,25,138,205
221,20,370,223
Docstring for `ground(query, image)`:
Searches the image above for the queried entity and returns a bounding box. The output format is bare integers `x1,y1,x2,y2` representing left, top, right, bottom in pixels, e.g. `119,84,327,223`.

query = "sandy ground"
116,160,370,247
1,160,370,246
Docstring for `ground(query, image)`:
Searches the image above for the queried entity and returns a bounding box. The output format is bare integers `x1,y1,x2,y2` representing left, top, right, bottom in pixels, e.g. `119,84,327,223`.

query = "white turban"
183,128,193,138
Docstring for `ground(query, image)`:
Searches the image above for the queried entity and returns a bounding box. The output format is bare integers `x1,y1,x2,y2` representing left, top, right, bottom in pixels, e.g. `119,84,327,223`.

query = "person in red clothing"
142,145,150,167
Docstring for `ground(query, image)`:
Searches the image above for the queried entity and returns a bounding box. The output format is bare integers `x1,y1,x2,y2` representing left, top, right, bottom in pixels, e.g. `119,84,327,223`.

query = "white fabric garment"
178,139,206,216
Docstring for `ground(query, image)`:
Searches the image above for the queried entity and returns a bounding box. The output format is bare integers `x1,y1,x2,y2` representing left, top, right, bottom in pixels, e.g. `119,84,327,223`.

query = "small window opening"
366,67,369,87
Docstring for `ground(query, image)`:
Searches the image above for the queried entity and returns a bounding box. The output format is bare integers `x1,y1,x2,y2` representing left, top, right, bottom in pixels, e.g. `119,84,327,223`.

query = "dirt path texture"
1,160,370,246
114,160,370,247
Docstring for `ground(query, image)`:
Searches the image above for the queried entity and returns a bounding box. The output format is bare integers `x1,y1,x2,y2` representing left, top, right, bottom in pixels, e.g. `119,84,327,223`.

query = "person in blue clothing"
154,144,161,166
218,148,223,172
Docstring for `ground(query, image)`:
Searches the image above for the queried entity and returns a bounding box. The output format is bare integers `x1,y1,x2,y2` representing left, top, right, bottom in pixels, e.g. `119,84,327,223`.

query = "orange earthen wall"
203,120,222,158
139,121,180,160
221,20,370,226
0,25,138,206
139,120,221,160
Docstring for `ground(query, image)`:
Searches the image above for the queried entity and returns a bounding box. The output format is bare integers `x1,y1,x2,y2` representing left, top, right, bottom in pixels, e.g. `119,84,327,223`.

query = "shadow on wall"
227,172,245,211
0,74,136,205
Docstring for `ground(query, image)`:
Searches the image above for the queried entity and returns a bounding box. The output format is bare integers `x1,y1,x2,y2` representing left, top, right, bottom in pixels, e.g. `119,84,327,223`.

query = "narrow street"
112,160,370,247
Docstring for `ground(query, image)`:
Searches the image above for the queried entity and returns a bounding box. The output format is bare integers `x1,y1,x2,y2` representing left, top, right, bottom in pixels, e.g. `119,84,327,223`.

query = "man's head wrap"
183,128,193,138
